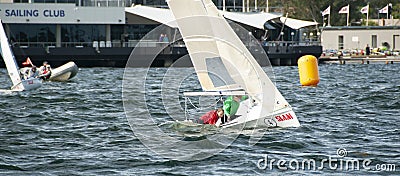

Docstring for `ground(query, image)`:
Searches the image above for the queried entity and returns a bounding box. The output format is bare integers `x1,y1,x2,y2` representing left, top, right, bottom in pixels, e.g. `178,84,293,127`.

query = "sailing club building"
0,0,322,67
321,26,400,52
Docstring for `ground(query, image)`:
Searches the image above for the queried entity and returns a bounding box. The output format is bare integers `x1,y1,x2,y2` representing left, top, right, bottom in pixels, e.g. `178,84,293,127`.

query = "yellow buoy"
298,55,320,86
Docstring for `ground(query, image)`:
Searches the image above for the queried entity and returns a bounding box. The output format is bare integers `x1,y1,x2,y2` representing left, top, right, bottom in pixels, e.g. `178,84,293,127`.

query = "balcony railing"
14,40,320,49
13,40,182,49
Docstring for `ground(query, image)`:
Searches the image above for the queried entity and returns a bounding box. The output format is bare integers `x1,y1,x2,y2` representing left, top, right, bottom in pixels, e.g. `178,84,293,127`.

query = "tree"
392,3,400,19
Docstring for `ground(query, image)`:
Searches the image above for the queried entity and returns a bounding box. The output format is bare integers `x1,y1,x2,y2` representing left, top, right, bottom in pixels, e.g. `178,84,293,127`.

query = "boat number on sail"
275,113,294,122
264,118,277,127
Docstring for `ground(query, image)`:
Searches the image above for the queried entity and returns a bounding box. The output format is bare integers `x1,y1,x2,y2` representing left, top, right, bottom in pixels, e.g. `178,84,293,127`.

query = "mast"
167,0,292,116
0,19,23,88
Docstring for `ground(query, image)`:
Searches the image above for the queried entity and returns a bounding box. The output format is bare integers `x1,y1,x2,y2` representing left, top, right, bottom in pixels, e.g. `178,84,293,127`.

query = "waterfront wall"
0,44,322,68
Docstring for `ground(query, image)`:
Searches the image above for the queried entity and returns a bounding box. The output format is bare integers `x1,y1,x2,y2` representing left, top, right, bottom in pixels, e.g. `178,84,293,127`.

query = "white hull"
219,99,300,129
49,61,78,81
11,78,42,91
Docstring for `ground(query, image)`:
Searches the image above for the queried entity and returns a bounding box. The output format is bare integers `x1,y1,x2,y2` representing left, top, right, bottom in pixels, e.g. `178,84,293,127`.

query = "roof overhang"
279,17,318,30
125,5,318,30
222,11,281,29
125,5,177,28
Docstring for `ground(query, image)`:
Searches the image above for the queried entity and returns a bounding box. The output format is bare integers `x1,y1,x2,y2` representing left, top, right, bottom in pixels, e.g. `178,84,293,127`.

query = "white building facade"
321,26,400,51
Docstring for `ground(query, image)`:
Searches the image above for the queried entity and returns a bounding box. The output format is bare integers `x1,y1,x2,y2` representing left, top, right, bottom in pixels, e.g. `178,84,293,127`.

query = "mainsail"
167,0,290,117
0,19,23,88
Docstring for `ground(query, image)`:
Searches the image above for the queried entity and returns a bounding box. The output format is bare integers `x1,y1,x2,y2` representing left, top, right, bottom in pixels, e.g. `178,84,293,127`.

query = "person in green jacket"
223,95,247,123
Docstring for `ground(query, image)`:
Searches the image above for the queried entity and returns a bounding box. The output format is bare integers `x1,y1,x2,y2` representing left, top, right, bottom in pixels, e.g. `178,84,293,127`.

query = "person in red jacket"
199,108,224,125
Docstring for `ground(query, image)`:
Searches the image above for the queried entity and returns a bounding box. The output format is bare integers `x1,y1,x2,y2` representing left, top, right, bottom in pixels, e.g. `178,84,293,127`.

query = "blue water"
0,64,399,175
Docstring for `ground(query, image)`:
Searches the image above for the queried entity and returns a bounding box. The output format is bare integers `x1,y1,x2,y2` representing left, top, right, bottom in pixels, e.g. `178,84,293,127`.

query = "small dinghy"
20,61,78,82
0,19,42,91
48,61,78,82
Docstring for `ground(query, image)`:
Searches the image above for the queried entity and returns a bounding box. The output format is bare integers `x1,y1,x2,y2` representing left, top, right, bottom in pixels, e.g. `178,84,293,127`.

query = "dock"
319,56,400,64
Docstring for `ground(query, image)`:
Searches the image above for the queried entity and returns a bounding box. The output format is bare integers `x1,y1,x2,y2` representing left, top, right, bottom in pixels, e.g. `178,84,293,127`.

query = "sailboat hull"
220,99,300,129
11,78,42,91
21,78,42,91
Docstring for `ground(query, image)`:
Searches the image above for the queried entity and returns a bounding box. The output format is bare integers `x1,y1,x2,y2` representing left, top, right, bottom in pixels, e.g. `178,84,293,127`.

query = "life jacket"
39,65,51,80
200,110,219,125
223,95,247,116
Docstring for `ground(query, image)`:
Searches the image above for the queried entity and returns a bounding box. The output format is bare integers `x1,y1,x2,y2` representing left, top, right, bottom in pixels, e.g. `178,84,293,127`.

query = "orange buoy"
298,55,320,86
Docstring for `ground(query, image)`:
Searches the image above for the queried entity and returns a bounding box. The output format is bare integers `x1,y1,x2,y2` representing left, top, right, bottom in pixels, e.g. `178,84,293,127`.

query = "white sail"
1,19,41,91
167,0,291,117
0,19,22,87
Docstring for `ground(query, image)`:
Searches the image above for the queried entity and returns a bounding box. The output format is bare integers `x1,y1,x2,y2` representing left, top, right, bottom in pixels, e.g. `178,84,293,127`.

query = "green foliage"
361,20,378,26
392,3,400,18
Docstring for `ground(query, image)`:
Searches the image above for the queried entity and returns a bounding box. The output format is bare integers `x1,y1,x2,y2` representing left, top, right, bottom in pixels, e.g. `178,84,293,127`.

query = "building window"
371,35,377,48
338,35,344,50
33,0,56,3
32,0,75,3
13,0,29,2
61,24,106,47
7,24,56,47
394,35,400,51
123,24,158,40
110,25,124,47
131,0,167,7
57,0,76,3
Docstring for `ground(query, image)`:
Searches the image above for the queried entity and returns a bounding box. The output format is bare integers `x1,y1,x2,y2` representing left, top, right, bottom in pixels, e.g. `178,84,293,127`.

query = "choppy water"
0,64,399,175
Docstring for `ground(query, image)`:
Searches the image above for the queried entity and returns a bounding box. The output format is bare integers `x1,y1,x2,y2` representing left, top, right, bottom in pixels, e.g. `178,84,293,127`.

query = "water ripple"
0,65,399,175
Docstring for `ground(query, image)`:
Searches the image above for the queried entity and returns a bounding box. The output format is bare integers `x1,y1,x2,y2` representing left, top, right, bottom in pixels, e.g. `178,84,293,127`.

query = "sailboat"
20,61,79,82
0,19,42,91
167,0,300,129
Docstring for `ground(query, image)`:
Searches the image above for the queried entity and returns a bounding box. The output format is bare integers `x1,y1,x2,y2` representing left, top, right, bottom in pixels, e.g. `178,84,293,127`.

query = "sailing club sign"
0,4,73,22
0,4,125,24
4,9,66,18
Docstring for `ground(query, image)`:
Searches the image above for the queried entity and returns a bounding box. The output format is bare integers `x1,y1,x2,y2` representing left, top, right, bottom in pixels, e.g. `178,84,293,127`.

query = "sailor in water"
39,61,52,80
199,108,224,125
223,95,247,122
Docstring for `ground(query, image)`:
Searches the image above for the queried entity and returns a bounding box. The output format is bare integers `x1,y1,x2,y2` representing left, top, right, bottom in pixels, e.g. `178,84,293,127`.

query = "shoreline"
319,55,400,64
